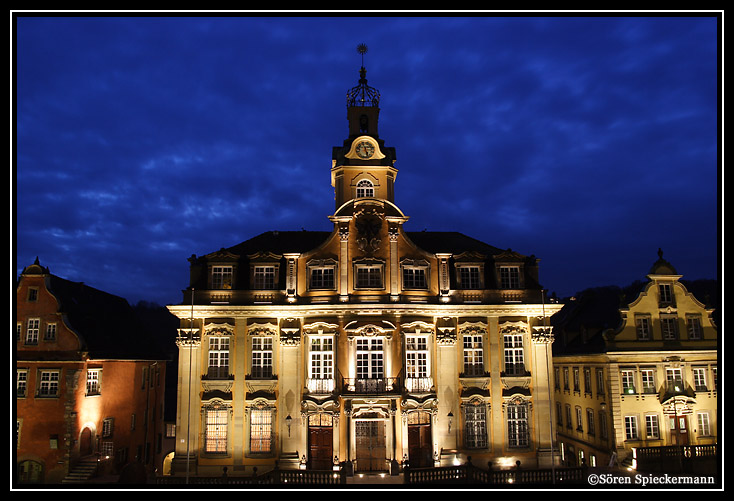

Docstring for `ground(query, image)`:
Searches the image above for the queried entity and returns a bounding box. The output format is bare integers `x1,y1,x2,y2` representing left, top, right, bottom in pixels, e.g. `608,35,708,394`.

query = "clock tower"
331,45,398,210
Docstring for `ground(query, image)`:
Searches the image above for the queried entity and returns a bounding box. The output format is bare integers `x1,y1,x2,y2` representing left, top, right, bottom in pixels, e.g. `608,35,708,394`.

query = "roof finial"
357,43,368,68
658,247,664,260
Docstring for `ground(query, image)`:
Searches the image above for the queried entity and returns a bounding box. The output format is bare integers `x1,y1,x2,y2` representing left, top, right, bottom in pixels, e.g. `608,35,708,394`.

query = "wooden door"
308,426,333,470
408,424,432,468
670,415,689,445
355,420,386,472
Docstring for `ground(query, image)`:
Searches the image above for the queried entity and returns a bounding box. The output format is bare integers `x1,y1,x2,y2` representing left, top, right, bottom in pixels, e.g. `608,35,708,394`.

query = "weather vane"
357,43,368,67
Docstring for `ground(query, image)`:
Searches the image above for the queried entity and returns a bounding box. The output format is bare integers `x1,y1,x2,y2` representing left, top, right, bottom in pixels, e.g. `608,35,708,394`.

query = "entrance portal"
308,413,334,470
407,411,432,468
355,420,386,472
670,415,689,445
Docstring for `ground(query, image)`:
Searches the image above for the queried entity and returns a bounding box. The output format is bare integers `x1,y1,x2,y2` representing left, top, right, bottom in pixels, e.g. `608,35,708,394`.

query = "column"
531,325,556,467
339,224,349,302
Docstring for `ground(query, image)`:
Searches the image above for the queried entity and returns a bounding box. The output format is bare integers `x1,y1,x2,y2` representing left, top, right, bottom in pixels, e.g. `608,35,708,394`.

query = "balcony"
343,377,401,395
460,364,489,378
306,378,336,395
405,377,434,393
203,366,232,380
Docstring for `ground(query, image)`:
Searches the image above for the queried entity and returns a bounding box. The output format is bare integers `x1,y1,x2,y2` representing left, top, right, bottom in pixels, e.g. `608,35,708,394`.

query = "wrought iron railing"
343,377,401,394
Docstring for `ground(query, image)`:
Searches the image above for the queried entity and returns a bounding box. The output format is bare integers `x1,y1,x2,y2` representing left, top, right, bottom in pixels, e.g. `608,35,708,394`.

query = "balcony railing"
343,377,401,394
203,366,232,380
306,378,336,394
461,364,489,378
405,377,434,393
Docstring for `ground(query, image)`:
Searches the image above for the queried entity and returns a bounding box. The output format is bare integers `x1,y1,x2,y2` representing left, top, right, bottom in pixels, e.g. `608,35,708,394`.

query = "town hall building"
166,55,563,478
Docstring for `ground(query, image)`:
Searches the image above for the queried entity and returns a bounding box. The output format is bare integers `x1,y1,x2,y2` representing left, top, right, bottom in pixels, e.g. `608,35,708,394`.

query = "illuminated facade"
551,251,718,468
167,62,562,477
15,259,168,484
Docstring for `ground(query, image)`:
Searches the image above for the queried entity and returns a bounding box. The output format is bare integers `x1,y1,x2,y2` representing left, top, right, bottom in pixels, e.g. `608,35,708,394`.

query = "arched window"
356,179,374,198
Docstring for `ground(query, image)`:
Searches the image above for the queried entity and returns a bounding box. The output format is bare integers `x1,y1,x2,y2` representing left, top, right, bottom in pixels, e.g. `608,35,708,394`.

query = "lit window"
693,368,707,391
507,402,529,448
405,336,430,392
621,370,636,394
697,412,711,436
211,266,233,290
356,338,384,383
640,369,656,394
205,406,228,454
38,370,59,397
464,403,488,449
86,369,101,396
645,415,659,439
308,337,334,393
250,407,272,453
25,319,40,345
356,179,374,198
17,370,28,397
102,417,114,437
666,368,683,389
624,416,639,440
503,334,525,376
251,337,273,378
462,334,484,376
208,337,230,379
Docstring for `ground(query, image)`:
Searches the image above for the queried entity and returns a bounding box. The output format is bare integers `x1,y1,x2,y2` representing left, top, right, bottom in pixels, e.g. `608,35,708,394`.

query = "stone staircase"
62,456,99,484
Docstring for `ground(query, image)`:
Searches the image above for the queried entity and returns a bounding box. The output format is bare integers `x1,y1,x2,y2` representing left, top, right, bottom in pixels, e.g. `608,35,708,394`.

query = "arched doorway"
407,411,432,468
79,426,94,456
308,413,334,470
162,452,175,475
18,460,43,483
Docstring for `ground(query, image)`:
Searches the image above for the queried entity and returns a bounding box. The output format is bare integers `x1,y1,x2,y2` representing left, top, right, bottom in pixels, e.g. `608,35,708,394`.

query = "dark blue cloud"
15,15,720,306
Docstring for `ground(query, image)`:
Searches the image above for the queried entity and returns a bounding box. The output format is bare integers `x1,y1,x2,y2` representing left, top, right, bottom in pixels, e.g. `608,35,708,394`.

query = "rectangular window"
254,266,276,289
573,368,580,392
507,403,529,448
464,404,488,449
640,369,656,394
205,408,228,454
666,368,683,388
208,337,230,378
86,369,101,396
405,335,430,392
625,416,639,440
499,266,520,289
596,368,605,395
211,266,233,290
44,323,57,341
101,441,114,457
687,315,703,340
563,368,569,390
462,334,484,376
17,370,28,397
356,338,384,381
635,315,651,340
251,337,273,378
459,266,481,289
102,417,114,437
576,407,583,431
600,412,608,439
584,368,592,394
645,415,659,439
658,283,674,305
693,368,707,391
402,267,427,289
697,412,711,436
587,409,595,436
310,267,335,290
38,370,60,397
503,334,525,376
250,408,272,453
565,404,573,429
25,319,40,345
309,337,334,393
660,314,679,340
166,423,176,438
28,288,38,302
356,265,382,288
621,370,636,394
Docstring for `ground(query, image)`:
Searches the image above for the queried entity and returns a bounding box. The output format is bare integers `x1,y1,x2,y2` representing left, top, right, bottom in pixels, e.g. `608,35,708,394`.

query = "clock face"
355,140,375,159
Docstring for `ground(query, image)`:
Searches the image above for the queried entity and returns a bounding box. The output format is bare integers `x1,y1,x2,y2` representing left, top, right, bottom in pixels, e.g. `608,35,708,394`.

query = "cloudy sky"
14,14,721,307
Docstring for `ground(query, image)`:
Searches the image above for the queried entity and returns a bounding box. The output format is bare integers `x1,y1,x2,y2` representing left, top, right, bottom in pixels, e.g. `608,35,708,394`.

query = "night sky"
14,14,721,308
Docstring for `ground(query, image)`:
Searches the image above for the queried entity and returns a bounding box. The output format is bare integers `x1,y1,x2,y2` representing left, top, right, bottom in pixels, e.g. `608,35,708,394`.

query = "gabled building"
167,58,563,478
551,250,718,468
15,259,169,484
